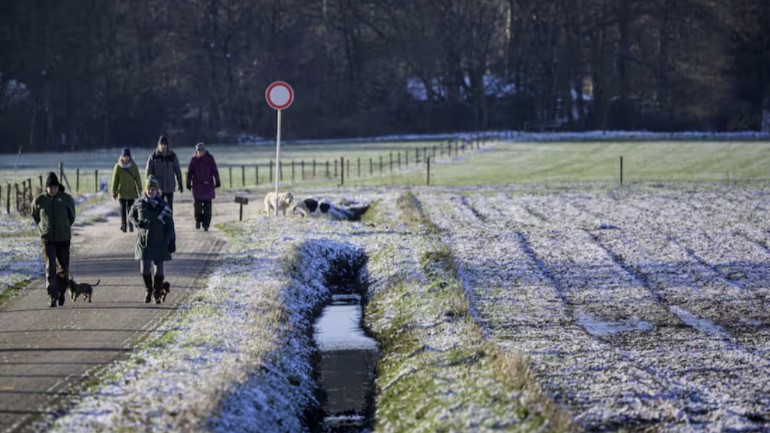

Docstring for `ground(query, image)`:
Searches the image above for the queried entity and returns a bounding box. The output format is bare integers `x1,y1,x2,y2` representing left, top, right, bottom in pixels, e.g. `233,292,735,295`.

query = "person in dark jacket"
111,147,142,232
186,142,221,231
145,135,183,209
128,175,176,304
31,172,76,307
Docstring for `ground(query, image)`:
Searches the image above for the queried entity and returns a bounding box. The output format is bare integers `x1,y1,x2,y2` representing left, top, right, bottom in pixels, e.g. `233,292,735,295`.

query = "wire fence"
4,135,494,216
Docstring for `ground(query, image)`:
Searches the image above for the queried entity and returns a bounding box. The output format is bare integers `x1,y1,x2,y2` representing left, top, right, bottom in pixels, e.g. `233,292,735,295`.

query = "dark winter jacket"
31,187,76,242
128,194,175,261
186,151,221,201
111,159,142,199
145,149,183,193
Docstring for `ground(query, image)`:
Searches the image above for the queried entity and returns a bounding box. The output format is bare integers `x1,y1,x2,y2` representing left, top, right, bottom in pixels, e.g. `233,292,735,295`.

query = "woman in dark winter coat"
186,142,220,231
128,175,175,304
111,147,142,232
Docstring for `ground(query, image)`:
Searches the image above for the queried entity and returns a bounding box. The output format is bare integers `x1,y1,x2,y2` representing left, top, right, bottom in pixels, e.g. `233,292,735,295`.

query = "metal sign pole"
274,109,282,217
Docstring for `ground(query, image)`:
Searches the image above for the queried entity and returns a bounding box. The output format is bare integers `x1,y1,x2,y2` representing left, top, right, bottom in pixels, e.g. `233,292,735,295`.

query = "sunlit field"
2,139,770,194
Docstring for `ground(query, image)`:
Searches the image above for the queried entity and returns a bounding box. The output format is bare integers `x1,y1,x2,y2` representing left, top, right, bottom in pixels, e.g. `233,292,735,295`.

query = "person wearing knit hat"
32,172,76,307
128,174,176,304
145,134,183,210
111,147,142,233
186,142,220,231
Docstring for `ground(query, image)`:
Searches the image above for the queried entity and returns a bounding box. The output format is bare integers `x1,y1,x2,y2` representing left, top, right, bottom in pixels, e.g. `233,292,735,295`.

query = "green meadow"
2,140,770,194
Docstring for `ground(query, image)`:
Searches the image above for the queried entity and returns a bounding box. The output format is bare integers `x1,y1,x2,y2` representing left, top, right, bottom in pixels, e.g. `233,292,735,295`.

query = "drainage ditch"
312,255,378,432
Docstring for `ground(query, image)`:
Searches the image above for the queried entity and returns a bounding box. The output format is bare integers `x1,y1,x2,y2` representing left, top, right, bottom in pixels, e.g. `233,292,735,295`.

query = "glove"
215,181,221,188
186,183,192,191
168,239,176,253
111,192,117,200
178,186,183,193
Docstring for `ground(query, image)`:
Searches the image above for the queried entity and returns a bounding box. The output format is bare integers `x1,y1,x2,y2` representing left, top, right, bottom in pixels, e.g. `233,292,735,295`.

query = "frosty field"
419,184,770,431
3,136,770,432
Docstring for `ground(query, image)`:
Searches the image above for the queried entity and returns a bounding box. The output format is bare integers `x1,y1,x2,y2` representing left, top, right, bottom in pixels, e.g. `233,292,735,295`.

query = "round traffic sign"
265,81,294,110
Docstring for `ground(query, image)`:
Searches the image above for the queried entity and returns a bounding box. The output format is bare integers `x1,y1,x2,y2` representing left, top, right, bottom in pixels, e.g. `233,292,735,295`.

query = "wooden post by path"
427,157,431,186
6,184,10,214
620,156,624,185
340,157,344,186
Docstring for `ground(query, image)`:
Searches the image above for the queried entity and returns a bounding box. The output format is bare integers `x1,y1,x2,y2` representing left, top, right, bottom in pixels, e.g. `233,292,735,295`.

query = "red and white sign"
265,81,294,110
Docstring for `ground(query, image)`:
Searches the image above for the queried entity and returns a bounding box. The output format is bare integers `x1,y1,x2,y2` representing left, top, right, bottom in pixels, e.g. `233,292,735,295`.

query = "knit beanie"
45,172,61,188
121,147,131,157
158,135,168,146
146,175,160,189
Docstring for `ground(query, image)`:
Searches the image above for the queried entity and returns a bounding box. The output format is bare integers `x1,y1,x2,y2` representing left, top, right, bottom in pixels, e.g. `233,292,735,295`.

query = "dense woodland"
0,0,768,152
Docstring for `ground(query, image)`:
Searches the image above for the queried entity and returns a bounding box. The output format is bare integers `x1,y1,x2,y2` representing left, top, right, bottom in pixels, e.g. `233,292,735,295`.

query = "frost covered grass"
419,184,770,431
40,189,569,432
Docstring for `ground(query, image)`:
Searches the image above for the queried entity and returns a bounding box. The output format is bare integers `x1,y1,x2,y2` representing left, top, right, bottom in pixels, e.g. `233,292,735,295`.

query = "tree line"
1,0,768,153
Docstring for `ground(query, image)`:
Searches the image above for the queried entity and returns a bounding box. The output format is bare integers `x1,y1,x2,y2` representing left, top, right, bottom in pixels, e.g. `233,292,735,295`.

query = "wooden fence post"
301,160,305,180
291,160,295,182
229,167,233,188
313,159,317,177
255,165,259,185
14,183,19,211
94,169,98,193
270,160,273,183
389,152,393,172
326,161,330,177
369,158,373,175
76,169,79,194
427,157,431,186
6,184,10,214
357,158,361,177
340,157,344,186
241,165,246,186
379,155,383,173
398,152,401,169
620,156,624,185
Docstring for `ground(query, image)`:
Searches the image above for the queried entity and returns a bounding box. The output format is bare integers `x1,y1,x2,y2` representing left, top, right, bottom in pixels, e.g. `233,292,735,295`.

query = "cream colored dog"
264,191,294,215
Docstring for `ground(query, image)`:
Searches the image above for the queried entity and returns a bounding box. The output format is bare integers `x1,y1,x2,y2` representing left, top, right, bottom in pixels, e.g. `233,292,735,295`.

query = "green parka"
31,187,76,241
111,159,142,199
128,194,175,261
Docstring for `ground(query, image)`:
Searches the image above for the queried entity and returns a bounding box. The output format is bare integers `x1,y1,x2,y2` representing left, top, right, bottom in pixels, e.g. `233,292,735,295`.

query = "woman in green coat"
128,175,175,304
111,147,142,232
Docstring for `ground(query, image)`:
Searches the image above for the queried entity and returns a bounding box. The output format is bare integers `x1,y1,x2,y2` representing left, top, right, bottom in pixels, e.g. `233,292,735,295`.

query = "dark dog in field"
66,278,99,303
292,197,369,221
161,281,170,302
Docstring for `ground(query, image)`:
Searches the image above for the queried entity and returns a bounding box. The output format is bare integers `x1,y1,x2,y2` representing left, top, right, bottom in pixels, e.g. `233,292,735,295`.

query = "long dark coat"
128,194,175,261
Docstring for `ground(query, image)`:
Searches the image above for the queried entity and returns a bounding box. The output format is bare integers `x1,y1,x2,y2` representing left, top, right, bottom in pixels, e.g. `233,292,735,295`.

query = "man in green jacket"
32,172,76,307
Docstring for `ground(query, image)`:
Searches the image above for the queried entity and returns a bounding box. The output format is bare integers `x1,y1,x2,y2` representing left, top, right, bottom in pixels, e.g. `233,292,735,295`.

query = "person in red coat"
186,143,221,231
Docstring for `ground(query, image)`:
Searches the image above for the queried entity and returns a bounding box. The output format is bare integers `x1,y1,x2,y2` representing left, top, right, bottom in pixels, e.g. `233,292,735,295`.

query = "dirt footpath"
0,194,241,433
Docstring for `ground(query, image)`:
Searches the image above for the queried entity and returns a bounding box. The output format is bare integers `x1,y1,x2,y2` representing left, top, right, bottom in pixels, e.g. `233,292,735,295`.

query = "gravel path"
0,195,234,433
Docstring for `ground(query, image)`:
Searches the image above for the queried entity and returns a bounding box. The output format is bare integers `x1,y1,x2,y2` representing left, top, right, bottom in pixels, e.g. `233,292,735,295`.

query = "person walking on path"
111,147,143,232
186,142,221,231
145,135,183,209
31,172,76,307
129,175,176,304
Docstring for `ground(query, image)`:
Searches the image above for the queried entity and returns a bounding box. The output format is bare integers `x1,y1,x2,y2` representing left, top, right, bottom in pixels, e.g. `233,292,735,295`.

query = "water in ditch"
313,293,379,432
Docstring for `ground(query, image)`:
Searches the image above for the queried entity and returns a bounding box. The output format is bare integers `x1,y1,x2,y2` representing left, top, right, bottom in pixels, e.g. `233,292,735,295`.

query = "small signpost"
265,81,294,216
234,196,249,221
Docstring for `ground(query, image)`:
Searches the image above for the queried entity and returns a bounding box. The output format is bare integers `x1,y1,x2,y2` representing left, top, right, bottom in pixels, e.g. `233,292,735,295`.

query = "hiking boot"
195,221,201,229
58,290,65,306
120,225,127,233
143,274,153,303
49,297,57,308
129,224,134,232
